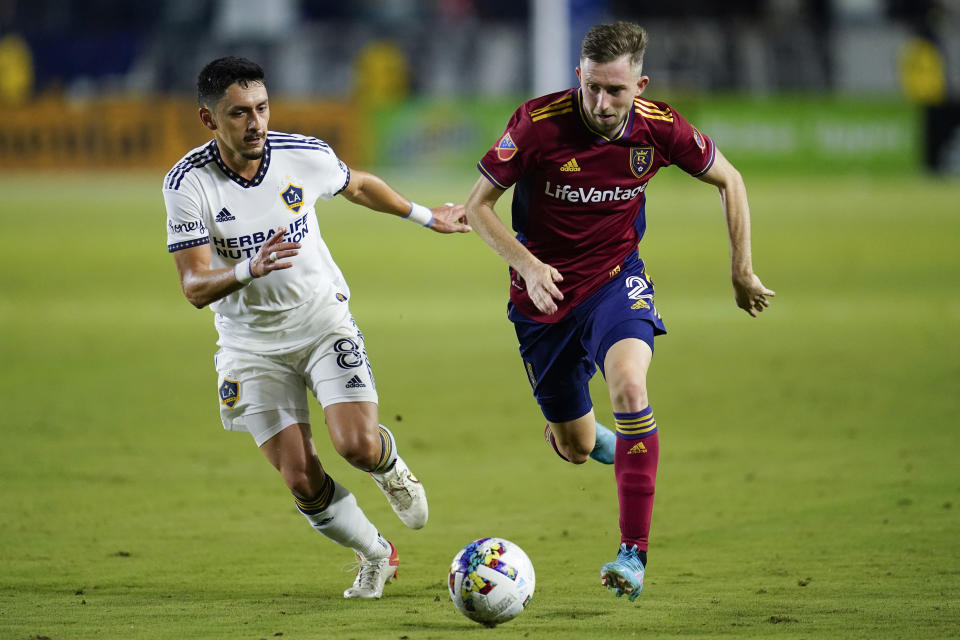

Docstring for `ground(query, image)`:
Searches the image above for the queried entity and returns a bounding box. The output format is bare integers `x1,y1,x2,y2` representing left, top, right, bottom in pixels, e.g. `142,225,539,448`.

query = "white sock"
299,479,389,559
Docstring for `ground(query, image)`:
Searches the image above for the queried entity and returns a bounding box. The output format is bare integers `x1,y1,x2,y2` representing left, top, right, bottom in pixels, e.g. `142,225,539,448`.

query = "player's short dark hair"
580,22,648,72
196,56,265,107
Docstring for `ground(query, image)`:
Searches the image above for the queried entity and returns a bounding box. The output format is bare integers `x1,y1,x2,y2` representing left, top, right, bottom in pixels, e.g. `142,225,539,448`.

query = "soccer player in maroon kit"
464,21,775,601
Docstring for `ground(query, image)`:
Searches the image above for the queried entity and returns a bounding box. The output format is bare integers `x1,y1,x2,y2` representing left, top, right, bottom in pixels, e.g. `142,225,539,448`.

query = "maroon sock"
614,408,659,552
543,424,570,462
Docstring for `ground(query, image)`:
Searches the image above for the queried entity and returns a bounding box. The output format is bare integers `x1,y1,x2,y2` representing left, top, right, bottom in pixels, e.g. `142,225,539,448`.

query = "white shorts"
214,316,378,446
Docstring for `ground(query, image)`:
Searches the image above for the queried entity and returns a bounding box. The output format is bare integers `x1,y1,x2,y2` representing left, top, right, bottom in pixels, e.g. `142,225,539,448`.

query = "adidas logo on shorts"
345,375,366,389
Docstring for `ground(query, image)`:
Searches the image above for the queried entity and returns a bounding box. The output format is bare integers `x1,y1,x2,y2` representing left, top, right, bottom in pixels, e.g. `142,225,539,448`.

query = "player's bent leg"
325,402,428,529
544,416,615,465
325,401,383,470
533,365,596,464
546,412,598,464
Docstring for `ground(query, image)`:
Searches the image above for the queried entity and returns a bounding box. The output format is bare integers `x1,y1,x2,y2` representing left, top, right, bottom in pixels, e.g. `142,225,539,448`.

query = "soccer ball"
448,537,535,627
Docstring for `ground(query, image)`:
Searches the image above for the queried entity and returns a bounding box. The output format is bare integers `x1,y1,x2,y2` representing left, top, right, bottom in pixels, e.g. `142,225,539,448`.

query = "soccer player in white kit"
163,57,470,599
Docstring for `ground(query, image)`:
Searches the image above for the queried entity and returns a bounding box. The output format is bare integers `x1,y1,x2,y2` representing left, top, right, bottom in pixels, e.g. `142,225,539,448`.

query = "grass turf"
0,169,958,639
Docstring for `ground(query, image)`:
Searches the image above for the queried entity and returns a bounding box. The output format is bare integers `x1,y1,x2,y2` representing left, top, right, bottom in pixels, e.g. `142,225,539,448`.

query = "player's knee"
609,379,649,413
559,439,592,464
333,428,381,470
283,467,319,497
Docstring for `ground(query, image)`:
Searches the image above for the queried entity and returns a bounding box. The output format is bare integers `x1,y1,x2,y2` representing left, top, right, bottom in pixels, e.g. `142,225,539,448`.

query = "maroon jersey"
478,88,716,323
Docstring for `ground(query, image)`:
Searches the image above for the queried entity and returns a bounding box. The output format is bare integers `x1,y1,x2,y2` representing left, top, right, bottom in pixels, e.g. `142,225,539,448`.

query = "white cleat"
343,540,399,599
371,456,428,529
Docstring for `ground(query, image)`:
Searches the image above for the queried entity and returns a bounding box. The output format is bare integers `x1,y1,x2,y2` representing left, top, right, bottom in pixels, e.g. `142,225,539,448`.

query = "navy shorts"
509,257,667,423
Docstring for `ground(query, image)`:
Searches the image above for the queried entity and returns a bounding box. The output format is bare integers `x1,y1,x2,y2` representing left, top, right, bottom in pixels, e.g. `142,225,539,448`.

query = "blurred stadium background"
1,0,959,175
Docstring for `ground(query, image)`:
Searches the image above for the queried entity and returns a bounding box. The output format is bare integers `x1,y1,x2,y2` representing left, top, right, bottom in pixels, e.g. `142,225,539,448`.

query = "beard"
239,132,266,160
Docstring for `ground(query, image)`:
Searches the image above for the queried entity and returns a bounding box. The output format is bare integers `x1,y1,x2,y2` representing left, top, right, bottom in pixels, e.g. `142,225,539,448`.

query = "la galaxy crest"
281,183,304,213
630,147,654,178
497,133,518,161
219,379,239,408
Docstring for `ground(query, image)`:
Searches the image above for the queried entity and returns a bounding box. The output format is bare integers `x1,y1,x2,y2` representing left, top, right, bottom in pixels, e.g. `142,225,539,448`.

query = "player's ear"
636,75,649,96
198,106,217,131
575,66,582,83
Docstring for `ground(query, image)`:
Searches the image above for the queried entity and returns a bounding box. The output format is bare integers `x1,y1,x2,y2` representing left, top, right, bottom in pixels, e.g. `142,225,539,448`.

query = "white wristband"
404,202,434,227
234,258,254,285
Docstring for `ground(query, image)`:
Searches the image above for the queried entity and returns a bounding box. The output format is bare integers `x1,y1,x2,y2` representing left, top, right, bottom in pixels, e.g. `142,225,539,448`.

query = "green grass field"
1,169,958,639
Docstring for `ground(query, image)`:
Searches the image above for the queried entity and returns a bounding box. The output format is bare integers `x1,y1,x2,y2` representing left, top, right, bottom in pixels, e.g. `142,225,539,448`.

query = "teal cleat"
589,422,616,464
600,543,645,601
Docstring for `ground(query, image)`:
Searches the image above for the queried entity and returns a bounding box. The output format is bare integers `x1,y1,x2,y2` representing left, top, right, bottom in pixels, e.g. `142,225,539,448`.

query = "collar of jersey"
577,88,631,142
211,138,271,188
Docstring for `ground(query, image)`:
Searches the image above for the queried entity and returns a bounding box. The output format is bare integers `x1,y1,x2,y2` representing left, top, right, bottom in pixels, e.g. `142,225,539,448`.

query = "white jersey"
163,131,353,353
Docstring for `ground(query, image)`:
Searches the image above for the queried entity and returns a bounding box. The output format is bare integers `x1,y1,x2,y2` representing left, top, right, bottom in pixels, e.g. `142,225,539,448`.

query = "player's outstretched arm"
174,227,300,308
340,169,471,234
697,149,775,317
464,176,564,315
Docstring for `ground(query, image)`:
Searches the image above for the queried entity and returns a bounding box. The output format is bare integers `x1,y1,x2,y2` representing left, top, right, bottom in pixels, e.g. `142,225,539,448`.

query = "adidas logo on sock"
215,207,236,222
560,157,581,172
627,441,647,454
345,375,366,389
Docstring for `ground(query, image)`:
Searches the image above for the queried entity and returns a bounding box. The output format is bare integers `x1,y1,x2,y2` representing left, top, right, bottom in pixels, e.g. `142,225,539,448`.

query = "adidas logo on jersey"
215,207,236,222
560,158,581,172
627,441,648,454
345,375,366,389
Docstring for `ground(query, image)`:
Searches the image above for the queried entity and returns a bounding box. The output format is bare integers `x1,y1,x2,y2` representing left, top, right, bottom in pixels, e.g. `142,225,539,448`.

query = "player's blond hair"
580,22,648,74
